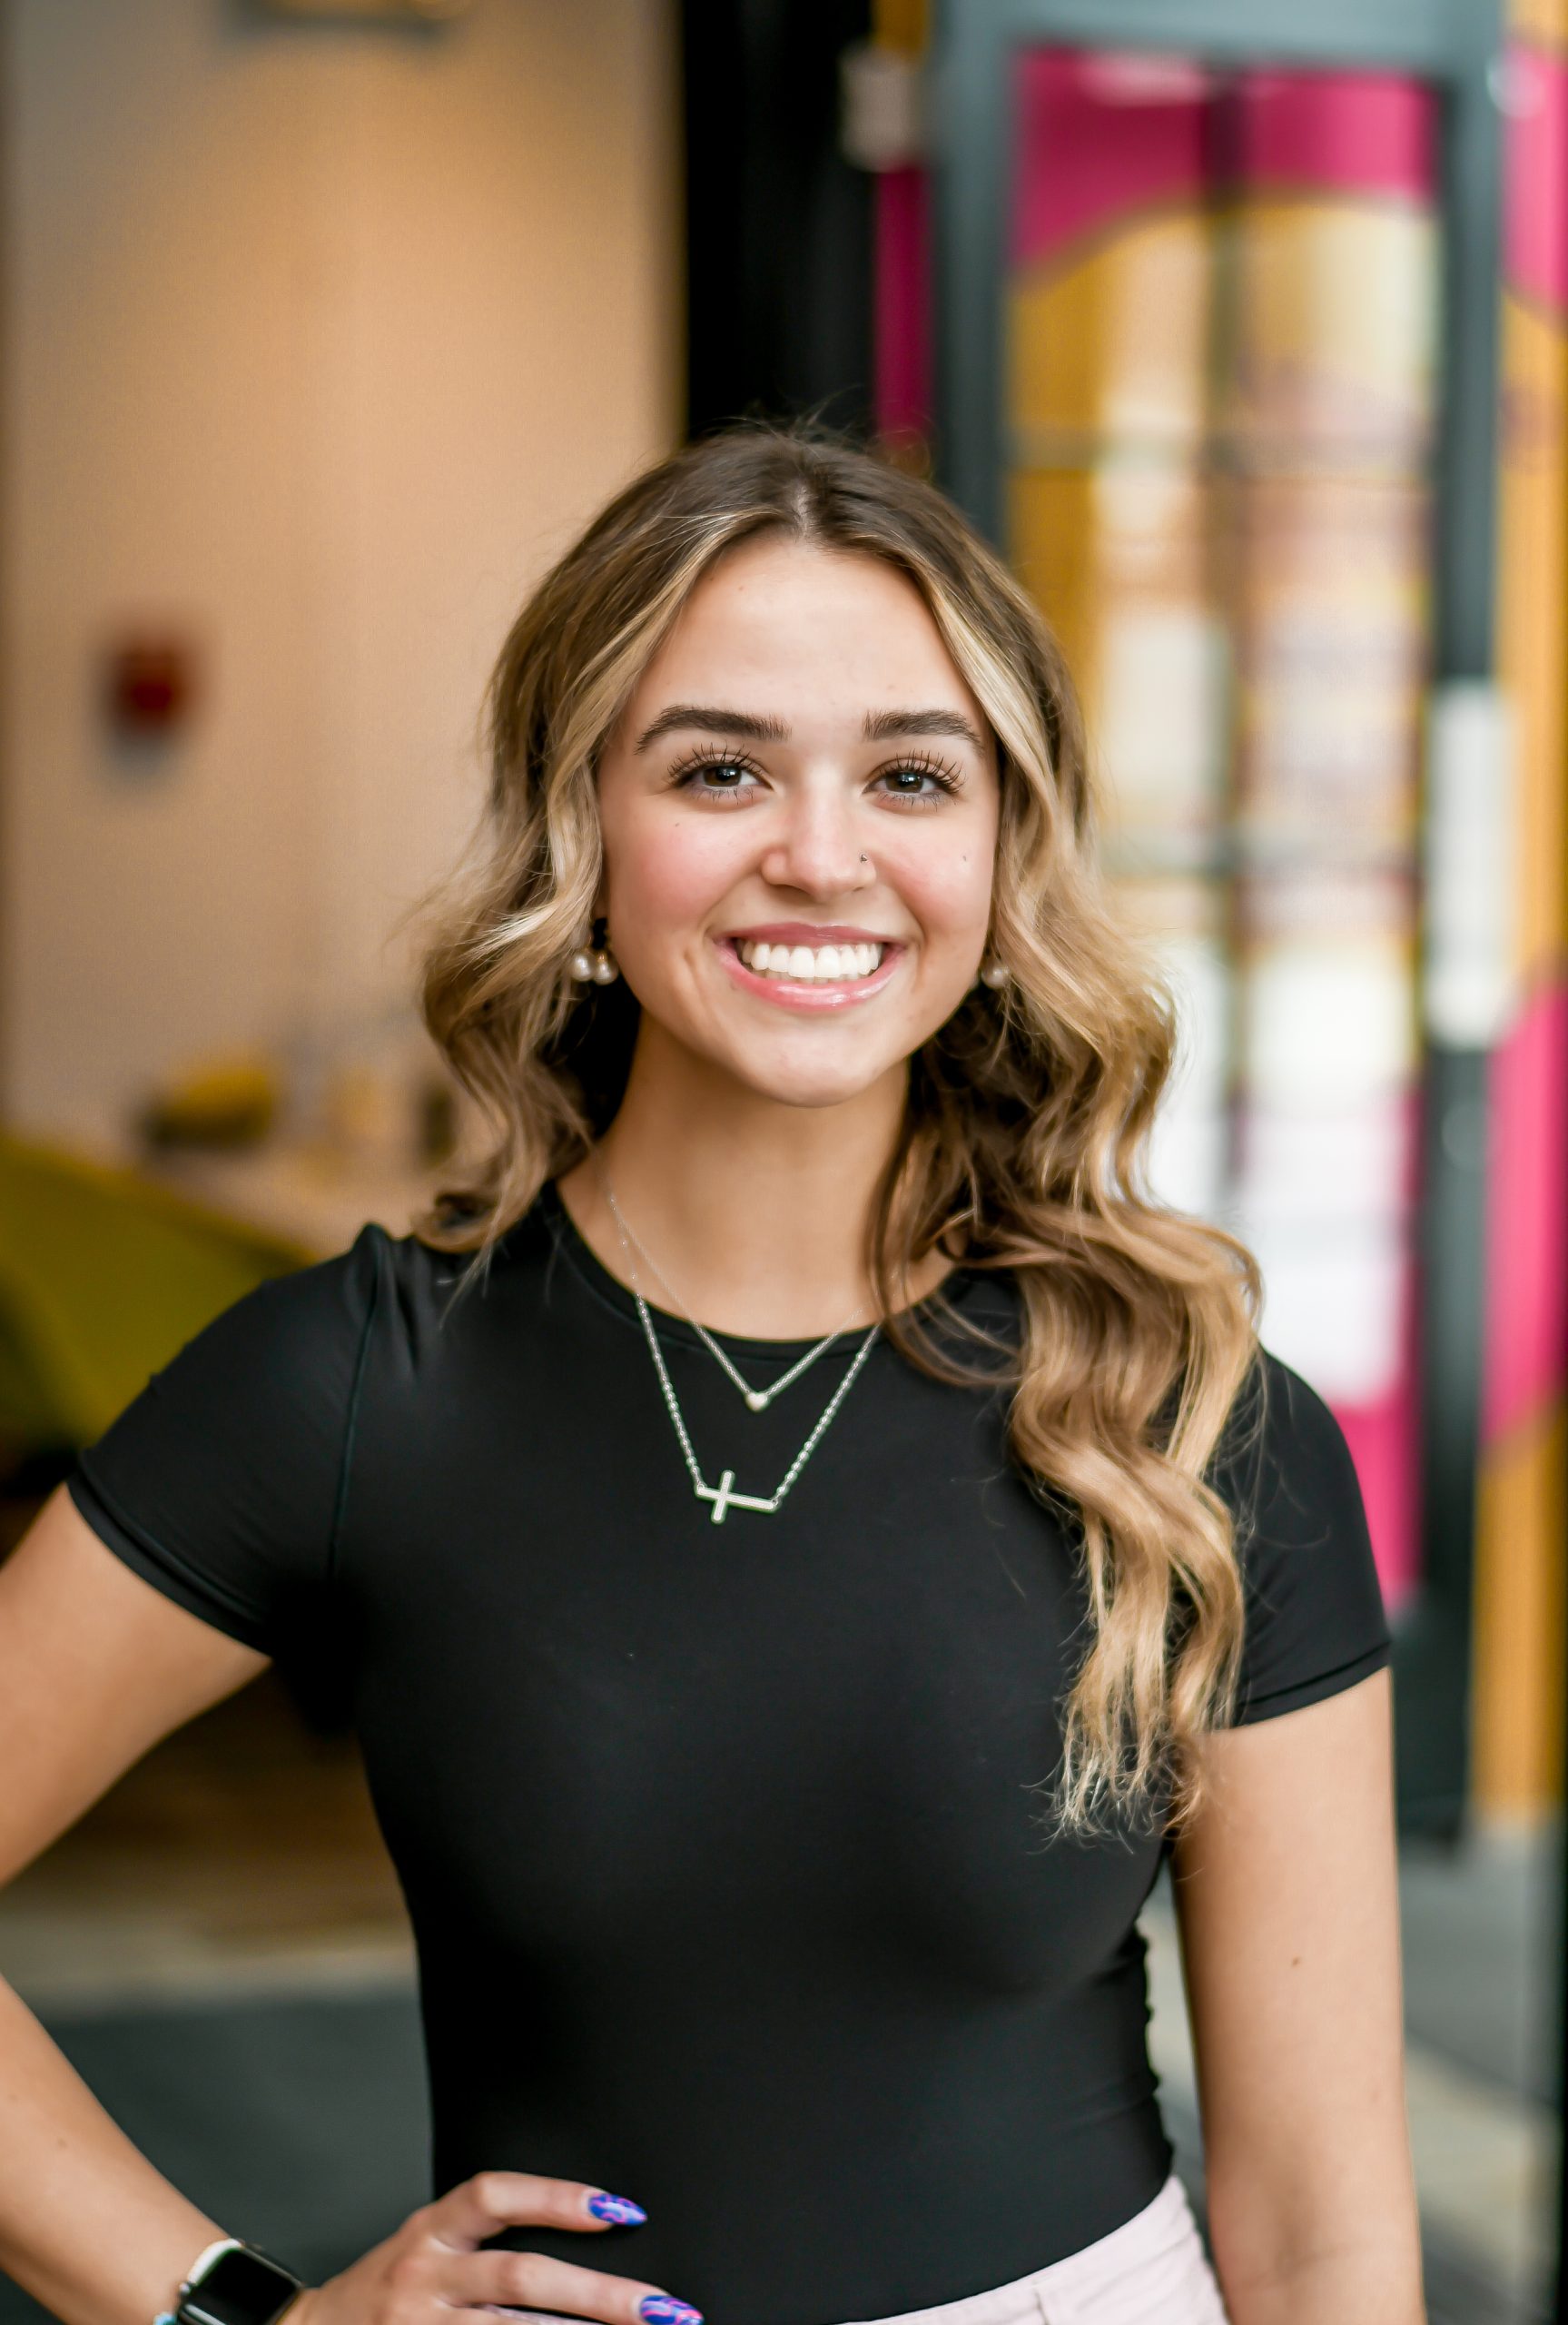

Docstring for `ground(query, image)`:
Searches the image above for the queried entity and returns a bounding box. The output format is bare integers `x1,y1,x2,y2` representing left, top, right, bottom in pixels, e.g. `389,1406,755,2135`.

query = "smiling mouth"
714,932,903,1005
735,937,885,983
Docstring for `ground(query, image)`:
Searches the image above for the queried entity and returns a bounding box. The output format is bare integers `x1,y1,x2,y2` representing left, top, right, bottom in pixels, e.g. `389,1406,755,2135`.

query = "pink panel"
1503,39,1568,314
1336,1390,1419,1610
1236,70,1435,203
1331,1093,1422,1607
1482,981,1568,1444
874,166,931,441
1011,48,1208,272
1228,74,1431,1594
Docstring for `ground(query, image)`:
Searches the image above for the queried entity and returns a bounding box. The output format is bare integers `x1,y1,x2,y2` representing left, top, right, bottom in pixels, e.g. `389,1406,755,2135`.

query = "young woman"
0,427,1423,2325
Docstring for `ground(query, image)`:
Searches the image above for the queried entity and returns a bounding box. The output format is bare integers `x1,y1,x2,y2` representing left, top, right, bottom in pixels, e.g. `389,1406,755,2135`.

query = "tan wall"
0,0,679,1144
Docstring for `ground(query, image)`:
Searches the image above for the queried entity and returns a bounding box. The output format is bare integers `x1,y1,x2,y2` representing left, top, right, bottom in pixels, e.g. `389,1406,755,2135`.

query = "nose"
757,782,874,899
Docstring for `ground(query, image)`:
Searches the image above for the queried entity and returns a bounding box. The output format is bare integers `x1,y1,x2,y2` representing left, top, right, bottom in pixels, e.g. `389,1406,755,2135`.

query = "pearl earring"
569,917,619,985
980,958,1009,989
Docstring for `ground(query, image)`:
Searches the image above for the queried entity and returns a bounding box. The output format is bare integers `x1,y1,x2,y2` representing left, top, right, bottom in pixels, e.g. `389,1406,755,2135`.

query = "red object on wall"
103,636,198,737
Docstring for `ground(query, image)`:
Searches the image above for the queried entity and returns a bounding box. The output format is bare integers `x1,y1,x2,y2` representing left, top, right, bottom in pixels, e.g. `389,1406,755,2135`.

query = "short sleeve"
65,1222,386,1662
1209,1348,1393,1724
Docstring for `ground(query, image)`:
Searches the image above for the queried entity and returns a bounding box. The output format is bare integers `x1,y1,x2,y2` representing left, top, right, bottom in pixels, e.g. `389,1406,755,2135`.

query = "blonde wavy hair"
411,421,1263,1833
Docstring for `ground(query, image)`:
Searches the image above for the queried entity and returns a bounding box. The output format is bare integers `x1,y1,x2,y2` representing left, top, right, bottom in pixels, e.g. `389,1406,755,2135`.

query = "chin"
722,1045,902,1112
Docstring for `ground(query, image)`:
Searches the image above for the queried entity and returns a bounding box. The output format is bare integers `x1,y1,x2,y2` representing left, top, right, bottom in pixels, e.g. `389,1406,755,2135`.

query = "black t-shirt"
66,1184,1389,2324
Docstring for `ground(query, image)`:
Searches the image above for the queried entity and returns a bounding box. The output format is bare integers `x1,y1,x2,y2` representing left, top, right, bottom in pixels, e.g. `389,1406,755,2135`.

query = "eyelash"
666,745,965,807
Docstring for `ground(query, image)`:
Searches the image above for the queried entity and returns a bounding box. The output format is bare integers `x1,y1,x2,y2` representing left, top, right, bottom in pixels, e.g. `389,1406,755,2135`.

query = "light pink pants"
503,2173,1229,2325
837,2176,1229,2325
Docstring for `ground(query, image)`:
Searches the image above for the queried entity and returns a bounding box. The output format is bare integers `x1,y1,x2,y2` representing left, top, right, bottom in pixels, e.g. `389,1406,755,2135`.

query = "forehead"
623,536,991,736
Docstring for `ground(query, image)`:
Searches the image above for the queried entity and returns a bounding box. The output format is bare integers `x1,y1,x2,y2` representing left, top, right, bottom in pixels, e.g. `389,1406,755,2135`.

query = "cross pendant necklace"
699,1470,778,1524
637,1300,880,1521
604,1188,880,1520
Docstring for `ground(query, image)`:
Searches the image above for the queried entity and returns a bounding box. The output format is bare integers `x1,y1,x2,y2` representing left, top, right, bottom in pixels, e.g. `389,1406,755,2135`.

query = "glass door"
1003,54,1436,1609
922,0,1506,1843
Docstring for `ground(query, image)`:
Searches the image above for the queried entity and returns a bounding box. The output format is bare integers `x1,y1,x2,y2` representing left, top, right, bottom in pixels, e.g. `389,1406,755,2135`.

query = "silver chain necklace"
602,1183,880,1522
602,1180,865,1410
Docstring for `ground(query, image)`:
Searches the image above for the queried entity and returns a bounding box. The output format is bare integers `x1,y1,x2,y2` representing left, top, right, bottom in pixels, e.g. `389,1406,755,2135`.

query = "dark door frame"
930,0,1506,1837
680,0,874,439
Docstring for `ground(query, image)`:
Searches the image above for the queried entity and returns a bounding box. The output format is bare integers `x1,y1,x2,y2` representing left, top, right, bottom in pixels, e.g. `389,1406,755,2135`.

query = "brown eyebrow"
862,707,990,752
635,705,791,751
635,703,991,755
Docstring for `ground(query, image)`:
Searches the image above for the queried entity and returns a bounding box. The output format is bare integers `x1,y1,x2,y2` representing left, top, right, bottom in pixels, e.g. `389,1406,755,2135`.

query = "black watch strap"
173,2241,304,2325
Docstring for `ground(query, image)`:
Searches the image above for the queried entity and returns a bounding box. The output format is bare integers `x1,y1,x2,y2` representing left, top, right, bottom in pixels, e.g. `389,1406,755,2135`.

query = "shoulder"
135,1219,393,1400
276,1201,555,1340
1208,1346,1366,1558
63,1204,557,1669
1208,1347,1392,1724
83,1211,504,1449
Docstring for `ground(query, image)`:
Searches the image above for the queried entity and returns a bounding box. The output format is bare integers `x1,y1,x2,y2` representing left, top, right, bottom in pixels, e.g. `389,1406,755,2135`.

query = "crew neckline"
537,1178,988,1363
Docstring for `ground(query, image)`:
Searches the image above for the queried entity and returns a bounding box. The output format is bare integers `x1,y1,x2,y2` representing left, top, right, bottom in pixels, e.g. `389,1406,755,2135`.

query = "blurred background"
0,1,1559,2321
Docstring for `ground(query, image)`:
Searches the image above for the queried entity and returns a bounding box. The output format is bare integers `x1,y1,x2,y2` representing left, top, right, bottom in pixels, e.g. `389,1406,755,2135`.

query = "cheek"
605,809,741,941
892,832,996,949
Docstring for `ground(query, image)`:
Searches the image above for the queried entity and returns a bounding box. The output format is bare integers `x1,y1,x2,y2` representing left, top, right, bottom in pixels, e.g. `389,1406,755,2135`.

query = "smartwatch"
162,2237,305,2325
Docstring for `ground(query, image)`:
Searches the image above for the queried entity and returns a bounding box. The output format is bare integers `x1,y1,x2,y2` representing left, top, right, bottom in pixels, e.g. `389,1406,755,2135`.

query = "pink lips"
714,932,904,1012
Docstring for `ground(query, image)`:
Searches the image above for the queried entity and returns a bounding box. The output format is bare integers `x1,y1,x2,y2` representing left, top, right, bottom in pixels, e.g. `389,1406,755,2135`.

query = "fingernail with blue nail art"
587,2191,647,2226
638,2299,702,2325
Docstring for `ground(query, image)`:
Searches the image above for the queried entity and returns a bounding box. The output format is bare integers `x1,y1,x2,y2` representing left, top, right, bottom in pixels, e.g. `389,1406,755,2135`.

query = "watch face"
183,2249,300,2325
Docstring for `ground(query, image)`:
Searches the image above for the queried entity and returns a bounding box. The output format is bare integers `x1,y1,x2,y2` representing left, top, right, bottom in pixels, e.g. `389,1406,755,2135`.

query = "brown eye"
875,761,957,802
670,755,764,802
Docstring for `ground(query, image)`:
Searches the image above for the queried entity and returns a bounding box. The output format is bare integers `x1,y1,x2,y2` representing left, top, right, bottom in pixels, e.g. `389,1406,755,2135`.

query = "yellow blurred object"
138,1051,280,1150
0,1133,310,1459
873,0,926,53
1009,211,1215,450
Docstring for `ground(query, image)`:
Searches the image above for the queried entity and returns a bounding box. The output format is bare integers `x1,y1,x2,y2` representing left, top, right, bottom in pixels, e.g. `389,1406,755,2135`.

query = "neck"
556,1023,946,1338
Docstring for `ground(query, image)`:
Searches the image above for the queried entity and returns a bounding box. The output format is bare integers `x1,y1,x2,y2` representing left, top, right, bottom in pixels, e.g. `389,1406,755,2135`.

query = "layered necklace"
602,1179,880,1523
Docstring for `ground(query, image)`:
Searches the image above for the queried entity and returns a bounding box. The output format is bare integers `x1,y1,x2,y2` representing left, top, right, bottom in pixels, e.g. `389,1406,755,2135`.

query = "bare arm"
1170,1671,1425,2325
0,1482,274,2325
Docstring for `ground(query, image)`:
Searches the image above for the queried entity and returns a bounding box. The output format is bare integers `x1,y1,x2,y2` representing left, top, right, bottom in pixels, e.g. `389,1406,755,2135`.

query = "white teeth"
735,939,886,981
